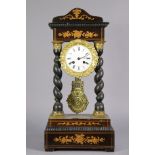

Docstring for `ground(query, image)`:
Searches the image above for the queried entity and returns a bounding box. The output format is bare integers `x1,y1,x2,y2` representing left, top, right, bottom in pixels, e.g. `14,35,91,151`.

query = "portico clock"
44,8,115,152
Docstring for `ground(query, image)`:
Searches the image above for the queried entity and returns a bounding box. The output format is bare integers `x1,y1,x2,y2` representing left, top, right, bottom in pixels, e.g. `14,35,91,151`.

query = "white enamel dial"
65,45,92,72
60,39,98,78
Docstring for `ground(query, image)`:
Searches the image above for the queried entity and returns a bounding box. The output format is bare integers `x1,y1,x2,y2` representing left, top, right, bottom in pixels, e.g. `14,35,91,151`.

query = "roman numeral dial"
65,45,92,73
60,40,98,78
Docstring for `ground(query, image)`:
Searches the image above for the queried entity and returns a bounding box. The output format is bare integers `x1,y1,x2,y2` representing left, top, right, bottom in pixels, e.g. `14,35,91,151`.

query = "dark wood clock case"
44,8,115,152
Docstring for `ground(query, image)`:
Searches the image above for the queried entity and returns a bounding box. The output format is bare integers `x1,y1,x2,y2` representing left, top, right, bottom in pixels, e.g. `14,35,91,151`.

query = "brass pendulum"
67,78,89,114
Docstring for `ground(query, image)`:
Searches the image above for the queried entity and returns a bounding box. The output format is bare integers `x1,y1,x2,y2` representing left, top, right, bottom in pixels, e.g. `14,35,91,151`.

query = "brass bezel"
60,39,98,78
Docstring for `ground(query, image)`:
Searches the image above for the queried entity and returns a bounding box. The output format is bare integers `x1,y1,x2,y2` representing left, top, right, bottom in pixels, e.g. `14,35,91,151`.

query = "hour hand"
69,61,75,65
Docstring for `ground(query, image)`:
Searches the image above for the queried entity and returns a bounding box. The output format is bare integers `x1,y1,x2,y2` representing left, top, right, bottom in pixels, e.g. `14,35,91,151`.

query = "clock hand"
77,53,89,60
69,61,75,65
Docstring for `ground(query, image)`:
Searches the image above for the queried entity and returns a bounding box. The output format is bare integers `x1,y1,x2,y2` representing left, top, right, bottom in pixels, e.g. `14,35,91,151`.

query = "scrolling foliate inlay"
58,30,98,39
54,134,105,144
57,121,100,126
60,8,94,21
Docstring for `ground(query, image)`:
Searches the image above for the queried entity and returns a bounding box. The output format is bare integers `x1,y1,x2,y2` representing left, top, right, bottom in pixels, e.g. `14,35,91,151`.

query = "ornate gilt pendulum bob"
67,78,88,114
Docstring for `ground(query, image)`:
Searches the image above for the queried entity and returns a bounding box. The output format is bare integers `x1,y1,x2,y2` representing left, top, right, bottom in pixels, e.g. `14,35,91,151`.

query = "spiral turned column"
93,41,105,117
51,41,64,117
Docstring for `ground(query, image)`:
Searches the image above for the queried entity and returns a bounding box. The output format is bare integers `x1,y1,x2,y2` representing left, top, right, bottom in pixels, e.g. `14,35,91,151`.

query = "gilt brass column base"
93,111,105,118
50,111,64,118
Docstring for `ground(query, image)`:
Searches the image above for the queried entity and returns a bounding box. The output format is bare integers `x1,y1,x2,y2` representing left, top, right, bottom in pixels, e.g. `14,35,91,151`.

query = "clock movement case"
44,8,115,152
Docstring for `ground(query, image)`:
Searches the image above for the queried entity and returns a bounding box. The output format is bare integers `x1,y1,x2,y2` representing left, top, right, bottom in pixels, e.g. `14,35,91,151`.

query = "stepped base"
44,114,115,152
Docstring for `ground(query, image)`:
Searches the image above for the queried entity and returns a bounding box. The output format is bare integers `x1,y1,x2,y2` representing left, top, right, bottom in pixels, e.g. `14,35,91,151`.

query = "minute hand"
78,53,89,59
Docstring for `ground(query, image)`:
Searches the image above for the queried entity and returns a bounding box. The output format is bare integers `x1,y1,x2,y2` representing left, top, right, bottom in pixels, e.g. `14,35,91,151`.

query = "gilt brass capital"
95,41,105,51
52,41,62,50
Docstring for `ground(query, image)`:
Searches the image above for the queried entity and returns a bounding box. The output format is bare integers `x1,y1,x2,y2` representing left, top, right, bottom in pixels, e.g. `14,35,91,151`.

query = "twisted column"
93,41,105,117
52,42,64,117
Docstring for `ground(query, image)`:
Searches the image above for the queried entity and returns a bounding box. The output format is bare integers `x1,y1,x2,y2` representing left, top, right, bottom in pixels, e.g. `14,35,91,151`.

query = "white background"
0,0,155,155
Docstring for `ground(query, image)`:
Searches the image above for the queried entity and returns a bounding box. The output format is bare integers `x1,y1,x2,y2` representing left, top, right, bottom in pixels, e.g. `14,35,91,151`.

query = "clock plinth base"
44,114,115,152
